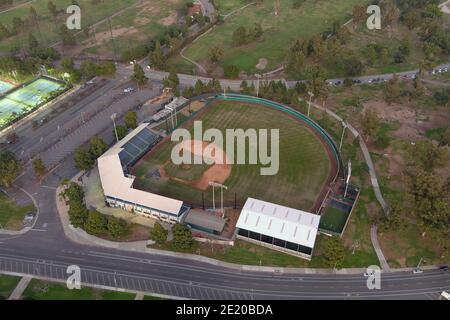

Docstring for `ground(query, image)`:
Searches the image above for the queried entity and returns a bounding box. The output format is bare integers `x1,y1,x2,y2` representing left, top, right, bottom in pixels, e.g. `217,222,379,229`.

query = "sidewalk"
8,276,32,300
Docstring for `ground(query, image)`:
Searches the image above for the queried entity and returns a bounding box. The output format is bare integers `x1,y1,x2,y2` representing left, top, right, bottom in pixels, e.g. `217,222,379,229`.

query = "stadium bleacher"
118,127,161,170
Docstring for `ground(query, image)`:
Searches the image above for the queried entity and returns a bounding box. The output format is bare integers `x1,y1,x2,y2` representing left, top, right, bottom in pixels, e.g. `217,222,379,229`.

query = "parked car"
124,87,135,93
439,265,449,271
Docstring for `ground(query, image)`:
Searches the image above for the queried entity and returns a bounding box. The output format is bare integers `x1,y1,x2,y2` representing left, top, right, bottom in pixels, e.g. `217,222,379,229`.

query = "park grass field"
0,193,35,230
132,100,332,211
22,279,136,300
178,0,369,73
0,0,139,51
81,0,190,59
0,274,21,299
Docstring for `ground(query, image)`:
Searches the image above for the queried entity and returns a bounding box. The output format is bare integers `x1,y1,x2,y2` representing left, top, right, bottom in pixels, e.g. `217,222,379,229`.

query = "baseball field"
131,100,335,212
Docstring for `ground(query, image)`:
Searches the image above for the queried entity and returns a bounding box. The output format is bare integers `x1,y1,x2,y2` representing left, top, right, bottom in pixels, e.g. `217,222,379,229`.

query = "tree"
59,181,84,205
249,23,263,40
150,222,168,245
378,201,406,232
89,136,108,159
115,125,128,140
343,56,364,76
32,158,46,178
352,4,366,27
149,41,166,70
163,67,179,91
80,60,97,79
107,216,127,238
131,64,148,88
74,147,94,171
379,48,390,66
232,26,247,46
360,109,379,141
403,10,420,30
323,236,346,269
28,33,38,50
84,210,107,235
406,168,450,230
59,24,75,46
384,75,401,104
0,151,22,187
224,65,240,78
48,1,57,17
171,223,195,251
0,23,11,40
124,111,138,129
408,140,448,171
207,45,224,64
61,57,75,72
68,201,88,228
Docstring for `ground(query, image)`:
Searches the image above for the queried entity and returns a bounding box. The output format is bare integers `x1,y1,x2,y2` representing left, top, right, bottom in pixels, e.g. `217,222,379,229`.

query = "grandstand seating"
118,127,161,170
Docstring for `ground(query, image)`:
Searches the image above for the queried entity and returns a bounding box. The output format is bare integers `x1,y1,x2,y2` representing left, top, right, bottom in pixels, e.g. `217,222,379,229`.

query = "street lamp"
255,74,262,97
307,91,314,117
111,113,119,142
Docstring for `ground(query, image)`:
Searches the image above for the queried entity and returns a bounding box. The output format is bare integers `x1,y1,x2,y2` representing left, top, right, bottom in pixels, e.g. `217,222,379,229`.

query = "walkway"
370,225,390,271
8,276,32,300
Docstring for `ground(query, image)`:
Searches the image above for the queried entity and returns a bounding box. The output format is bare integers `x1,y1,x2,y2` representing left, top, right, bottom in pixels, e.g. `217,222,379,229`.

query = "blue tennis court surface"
0,77,65,128
0,80,14,95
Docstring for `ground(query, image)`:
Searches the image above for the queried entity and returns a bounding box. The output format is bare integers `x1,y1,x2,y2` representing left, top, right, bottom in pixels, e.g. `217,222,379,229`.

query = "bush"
150,222,168,245
84,210,108,235
172,223,195,251
107,216,127,238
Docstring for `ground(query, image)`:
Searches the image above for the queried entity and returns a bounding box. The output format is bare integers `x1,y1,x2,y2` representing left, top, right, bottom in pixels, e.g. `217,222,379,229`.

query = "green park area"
22,279,136,300
0,0,139,52
81,0,189,59
176,0,368,73
0,274,21,299
0,192,35,230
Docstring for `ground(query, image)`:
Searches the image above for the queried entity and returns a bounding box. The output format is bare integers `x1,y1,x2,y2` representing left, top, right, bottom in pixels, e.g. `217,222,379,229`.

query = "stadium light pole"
344,160,351,198
307,91,314,117
339,121,347,151
209,181,227,216
111,113,119,142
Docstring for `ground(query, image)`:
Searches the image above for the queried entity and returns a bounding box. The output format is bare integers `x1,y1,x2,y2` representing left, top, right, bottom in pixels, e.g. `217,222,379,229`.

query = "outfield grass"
133,101,332,211
178,0,368,73
0,0,139,51
0,193,35,230
22,279,136,300
0,274,21,300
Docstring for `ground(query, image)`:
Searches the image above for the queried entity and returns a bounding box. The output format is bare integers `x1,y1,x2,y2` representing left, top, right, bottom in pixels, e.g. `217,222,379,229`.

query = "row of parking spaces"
0,257,253,300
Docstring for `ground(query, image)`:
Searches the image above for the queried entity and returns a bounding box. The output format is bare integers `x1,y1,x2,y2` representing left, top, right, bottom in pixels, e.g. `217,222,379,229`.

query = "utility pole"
108,17,118,63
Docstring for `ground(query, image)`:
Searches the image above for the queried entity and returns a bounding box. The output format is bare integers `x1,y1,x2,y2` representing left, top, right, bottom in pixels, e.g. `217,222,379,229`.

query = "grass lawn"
133,100,332,211
378,223,448,267
0,193,35,230
144,295,165,300
177,0,369,73
79,0,189,58
0,0,139,52
0,274,21,300
22,279,136,300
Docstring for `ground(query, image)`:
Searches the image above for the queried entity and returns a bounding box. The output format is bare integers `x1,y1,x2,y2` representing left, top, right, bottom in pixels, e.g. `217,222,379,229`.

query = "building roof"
183,209,226,233
98,123,184,216
236,198,320,249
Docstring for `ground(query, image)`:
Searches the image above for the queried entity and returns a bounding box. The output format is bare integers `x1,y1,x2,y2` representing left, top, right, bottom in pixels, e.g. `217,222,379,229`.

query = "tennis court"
0,77,65,129
0,80,14,95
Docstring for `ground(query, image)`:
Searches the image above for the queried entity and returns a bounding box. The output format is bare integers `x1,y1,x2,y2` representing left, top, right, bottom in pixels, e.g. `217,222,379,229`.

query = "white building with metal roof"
236,198,321,260
98,123,189,223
